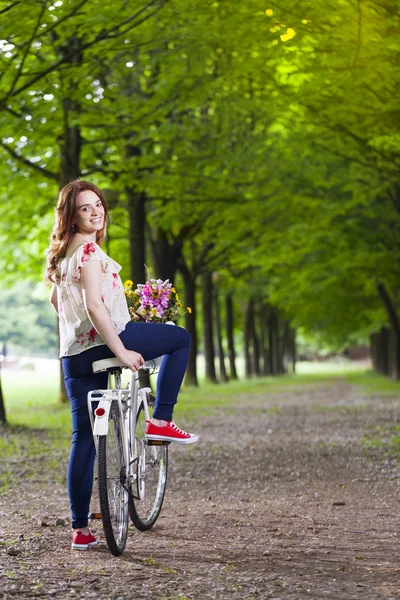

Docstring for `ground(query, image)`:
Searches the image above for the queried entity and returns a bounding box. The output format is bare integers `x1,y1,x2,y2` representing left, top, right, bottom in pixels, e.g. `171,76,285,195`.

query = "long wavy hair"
45,180,108,284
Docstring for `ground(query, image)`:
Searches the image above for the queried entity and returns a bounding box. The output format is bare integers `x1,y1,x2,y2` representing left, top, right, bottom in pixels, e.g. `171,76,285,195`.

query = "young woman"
45,180,197,551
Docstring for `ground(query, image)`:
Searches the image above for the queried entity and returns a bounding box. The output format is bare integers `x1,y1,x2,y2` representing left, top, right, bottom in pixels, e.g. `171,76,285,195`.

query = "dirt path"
1,378,400,599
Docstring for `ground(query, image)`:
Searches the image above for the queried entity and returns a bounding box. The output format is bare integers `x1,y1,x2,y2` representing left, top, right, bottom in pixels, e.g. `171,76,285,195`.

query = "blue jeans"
62,321,191,529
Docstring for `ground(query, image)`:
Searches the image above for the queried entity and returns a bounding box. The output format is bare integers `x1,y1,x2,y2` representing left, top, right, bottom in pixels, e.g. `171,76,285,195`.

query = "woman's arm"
50,284,59,315
80,261,144,372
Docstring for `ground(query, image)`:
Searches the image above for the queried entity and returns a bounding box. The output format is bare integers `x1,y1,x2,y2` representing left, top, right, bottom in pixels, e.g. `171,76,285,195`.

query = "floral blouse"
55,242,130,357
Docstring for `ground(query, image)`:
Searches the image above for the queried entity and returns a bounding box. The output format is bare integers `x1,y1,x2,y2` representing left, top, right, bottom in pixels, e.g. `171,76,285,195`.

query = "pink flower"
81,242,96,265
112,273,119,288
76,333,85,345
87,327,97,343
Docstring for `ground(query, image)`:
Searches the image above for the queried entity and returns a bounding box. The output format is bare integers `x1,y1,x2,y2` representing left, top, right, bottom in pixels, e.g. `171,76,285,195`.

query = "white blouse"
55,242,130,357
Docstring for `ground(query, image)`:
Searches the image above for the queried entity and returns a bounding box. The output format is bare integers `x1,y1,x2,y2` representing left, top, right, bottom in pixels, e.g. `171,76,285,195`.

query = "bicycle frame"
87,368,154,491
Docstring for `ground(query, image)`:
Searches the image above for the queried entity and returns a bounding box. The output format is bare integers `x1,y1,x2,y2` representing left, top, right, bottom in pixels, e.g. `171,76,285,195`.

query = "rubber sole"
145,433,198,445
71,540,97,550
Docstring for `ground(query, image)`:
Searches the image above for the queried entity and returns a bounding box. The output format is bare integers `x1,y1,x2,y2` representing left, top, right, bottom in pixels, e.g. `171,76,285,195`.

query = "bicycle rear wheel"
97,402,129,556
129,395,168,531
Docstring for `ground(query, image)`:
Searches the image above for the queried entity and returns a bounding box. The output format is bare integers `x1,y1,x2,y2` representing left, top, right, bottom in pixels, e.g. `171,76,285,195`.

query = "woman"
45,180,197,551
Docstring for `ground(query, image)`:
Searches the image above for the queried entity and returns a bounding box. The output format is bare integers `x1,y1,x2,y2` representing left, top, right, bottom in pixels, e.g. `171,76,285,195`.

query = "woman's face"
74,190,105,237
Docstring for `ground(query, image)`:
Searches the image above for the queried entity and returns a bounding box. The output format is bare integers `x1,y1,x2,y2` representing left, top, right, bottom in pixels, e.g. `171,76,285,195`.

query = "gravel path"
1,377,400,599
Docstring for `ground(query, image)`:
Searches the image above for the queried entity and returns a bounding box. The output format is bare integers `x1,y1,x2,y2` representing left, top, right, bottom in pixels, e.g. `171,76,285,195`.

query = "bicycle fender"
93,399,111,436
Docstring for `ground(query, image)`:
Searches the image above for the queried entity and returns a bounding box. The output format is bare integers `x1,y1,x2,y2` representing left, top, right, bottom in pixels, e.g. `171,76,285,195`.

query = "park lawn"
2,369,342,431
345,370,400,396
2,364,396,432
1,371,70,431
1,366,400,492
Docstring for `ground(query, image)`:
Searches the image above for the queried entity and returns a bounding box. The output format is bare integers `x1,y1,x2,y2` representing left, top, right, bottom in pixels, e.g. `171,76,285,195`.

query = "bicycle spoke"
128,398,168,531
98,403,129,556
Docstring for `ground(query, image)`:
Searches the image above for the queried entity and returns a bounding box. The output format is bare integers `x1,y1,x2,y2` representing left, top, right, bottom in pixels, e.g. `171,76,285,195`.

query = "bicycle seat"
92,358,125,373
92,356,164,373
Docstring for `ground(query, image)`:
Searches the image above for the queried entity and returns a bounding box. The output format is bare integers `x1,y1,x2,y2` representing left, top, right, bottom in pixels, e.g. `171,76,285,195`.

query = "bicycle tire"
97,402,129,556
129,395,168,531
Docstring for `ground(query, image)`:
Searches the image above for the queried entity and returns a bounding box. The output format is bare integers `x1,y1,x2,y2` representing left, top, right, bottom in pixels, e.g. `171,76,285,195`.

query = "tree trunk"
57,37,82,188
260,304,270,376
244,298,254,378
376,283,400,379
182,269,198,387
259,300,266,375
370,332,383,374
57,37,83,403
370,333,377,372
225,295,238,380
124,144,145,284
151,230,183,283
252,300,261,376
123,147,150,388
279,321,290,374
0,364,6,424
126,189,146,285
202,272,217,383
127,191,149,387
215,285,228,382
58,112,81,403
374,328,389,375
291,328,297,373
268,308,279,375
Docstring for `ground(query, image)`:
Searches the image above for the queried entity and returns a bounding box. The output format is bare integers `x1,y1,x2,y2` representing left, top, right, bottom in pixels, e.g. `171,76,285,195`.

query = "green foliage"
0,0,399,356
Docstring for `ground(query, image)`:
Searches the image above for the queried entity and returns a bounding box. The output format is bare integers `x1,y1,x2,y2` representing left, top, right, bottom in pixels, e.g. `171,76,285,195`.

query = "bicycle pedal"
146,440,171,446
88,512,103,520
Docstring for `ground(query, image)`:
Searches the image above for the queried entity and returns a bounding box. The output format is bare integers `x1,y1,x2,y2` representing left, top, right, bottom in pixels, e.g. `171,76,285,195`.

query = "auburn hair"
44,180,108,284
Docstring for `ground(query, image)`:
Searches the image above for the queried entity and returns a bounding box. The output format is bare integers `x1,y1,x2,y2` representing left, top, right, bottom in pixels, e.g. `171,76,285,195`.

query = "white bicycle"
88,356,169,556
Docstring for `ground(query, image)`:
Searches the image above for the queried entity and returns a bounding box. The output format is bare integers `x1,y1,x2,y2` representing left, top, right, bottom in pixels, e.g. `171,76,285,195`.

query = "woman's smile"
74,190,105,236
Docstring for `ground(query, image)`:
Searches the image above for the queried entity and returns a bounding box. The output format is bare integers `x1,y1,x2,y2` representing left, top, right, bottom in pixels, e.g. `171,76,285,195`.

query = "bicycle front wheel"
97,402,129,556
129,395,168,531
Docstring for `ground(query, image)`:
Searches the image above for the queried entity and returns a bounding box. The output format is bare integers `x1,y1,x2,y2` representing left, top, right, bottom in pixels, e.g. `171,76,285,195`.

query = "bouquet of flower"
124,276,191,323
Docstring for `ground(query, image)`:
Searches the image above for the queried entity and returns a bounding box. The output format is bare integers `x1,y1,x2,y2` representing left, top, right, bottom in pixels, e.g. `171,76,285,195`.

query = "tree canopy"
1,0,399,370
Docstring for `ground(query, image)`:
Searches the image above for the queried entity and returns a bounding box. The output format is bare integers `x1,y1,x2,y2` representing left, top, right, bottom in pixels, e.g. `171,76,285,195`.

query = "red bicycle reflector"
95,407,106,417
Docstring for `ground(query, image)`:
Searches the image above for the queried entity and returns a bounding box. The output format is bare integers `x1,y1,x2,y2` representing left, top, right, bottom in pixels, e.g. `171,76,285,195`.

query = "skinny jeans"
62,321,191,529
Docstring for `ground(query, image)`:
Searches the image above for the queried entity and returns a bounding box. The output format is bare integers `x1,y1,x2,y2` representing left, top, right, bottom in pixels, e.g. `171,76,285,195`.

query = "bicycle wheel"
129,394,168,531
97,401,129,556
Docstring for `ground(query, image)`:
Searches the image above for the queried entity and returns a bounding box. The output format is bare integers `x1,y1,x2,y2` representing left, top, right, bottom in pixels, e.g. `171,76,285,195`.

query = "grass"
2,363,400,491
0,371,71,493
344,370,400,396
1,368,342,430
362,424,400,454
343,370,400,453
1,371,71,431
2,364,399,431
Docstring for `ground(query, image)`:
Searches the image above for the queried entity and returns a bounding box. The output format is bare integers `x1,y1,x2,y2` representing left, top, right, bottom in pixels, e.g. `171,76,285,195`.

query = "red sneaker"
145,420,198,445
71,529,97,551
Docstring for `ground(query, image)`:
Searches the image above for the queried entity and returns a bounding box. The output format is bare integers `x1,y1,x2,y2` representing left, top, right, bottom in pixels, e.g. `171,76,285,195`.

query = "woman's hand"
118,349,145,372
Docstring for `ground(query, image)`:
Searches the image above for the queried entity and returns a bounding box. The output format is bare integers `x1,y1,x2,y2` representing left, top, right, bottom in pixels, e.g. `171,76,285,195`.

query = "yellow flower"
175,293,179,300
265,9,273,16
187,306,192,314
170,287,176,293
124,280,133,289
177,302,183,308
